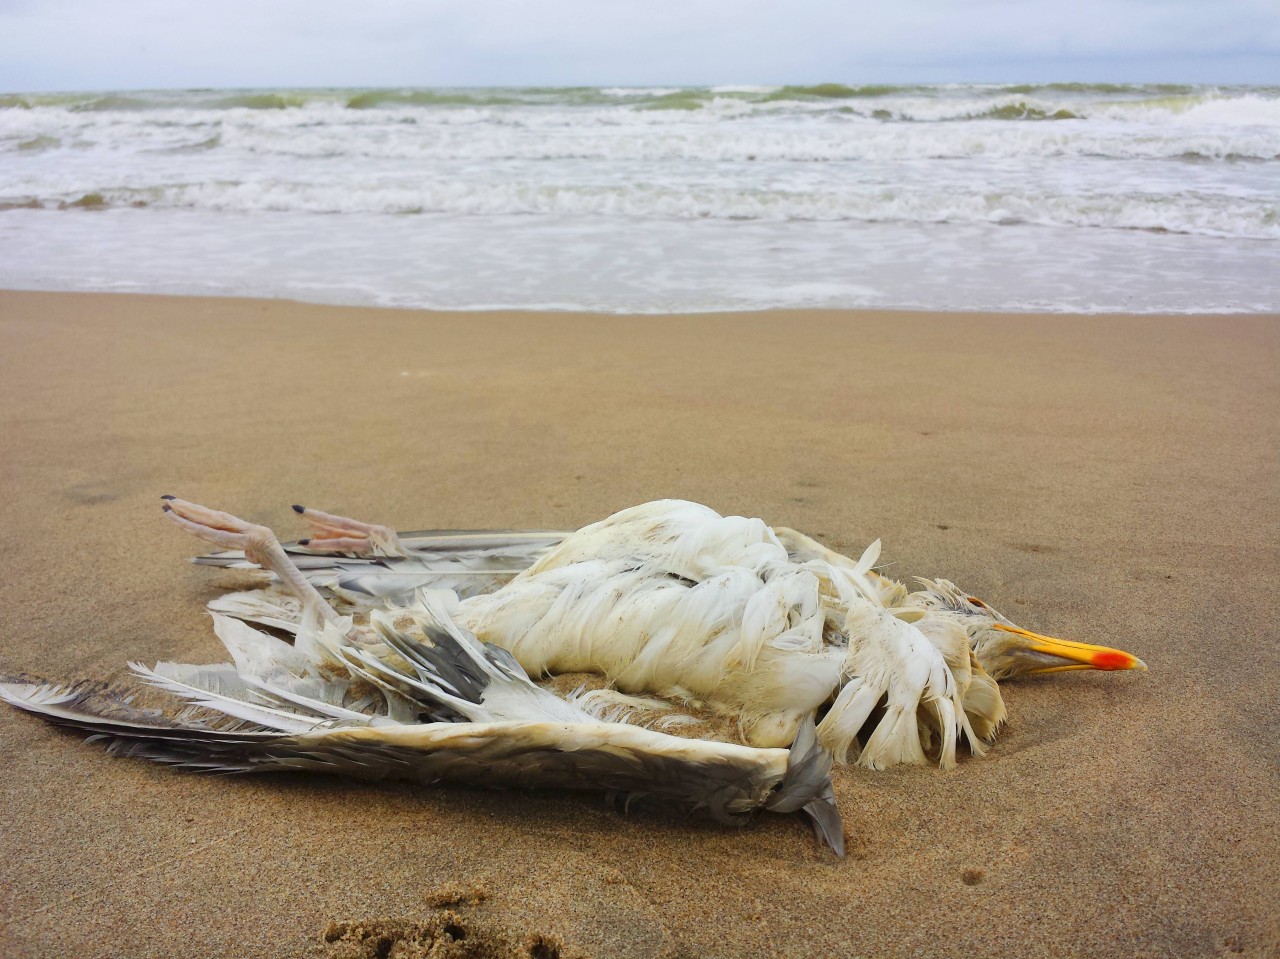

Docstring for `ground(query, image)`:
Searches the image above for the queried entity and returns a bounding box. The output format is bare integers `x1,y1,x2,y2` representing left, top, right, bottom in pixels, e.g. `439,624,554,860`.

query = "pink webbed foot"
290,504,407,557
161,496,340,624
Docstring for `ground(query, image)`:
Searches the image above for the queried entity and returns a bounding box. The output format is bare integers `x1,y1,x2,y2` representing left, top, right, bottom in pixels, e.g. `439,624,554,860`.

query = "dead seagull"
0,494,1145,855
172,497,1143,767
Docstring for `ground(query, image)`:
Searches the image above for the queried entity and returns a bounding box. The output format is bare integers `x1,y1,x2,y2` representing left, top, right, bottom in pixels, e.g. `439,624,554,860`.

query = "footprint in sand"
323,910,570,959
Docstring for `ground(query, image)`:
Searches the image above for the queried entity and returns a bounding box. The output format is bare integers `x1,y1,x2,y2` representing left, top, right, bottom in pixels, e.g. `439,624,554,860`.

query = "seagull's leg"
161,497,340,625
289,504,408,557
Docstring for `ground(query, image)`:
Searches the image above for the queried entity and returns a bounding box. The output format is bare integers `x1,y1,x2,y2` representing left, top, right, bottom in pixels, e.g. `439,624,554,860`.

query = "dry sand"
0,290,1276,958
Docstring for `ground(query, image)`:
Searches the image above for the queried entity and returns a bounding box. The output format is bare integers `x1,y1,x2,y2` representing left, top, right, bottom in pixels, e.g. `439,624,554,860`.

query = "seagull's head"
904,578,1146,681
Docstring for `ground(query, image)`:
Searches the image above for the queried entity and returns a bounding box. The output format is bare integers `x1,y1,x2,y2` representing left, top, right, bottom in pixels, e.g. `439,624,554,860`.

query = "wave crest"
15,181,1274,239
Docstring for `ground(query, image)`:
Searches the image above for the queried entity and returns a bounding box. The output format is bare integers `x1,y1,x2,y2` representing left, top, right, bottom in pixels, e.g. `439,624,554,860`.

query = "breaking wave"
12,181,1275,239
4,110,1274,162
1,83,1275,120
764,83,908,99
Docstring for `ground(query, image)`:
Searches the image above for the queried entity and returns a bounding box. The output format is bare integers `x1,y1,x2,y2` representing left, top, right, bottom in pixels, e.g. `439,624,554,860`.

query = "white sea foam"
4,98,1276,163
6,179,1274,239
0,83,1276,313
599,87,684,97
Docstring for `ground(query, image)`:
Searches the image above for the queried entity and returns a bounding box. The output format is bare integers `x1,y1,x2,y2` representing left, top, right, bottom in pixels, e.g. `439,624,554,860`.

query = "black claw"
297,538,310,546
160,494,175,501
162,504,171,512
291,504,305,514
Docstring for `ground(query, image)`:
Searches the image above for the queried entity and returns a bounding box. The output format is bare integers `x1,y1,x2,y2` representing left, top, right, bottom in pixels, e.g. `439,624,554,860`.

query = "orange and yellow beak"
992,624,1147,675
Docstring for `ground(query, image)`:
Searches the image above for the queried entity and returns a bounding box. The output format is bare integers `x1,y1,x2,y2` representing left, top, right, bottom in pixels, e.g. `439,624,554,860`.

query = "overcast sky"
2,0,1277,92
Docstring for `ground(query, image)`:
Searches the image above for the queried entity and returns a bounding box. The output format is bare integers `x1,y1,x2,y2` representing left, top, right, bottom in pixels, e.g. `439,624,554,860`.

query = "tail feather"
207,590,302,635
364,599,597,725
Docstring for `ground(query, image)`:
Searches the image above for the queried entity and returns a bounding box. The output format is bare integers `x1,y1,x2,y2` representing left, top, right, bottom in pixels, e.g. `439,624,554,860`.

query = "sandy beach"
0,289,1276,958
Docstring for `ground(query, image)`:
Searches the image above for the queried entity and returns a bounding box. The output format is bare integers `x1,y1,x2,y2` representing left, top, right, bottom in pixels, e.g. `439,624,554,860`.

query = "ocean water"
0,83,1277,313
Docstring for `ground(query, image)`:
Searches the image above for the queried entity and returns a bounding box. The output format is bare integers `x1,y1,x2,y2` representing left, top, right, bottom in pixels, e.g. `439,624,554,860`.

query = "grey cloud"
1,0,1276,91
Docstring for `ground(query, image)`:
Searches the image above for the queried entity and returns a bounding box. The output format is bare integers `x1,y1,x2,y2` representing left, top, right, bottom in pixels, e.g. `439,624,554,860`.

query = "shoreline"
1,290,1276,958
3,284,1277,320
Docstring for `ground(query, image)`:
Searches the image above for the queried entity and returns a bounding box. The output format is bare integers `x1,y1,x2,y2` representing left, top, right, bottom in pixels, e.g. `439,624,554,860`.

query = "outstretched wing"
0,681,841,850
0,592,843,850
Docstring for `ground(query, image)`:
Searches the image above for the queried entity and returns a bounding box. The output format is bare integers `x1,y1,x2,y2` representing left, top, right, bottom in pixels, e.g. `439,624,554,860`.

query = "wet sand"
0,290,1276,958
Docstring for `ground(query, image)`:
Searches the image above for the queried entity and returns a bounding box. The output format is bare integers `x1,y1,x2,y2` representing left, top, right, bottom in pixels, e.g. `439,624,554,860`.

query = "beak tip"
1091,650,1145,671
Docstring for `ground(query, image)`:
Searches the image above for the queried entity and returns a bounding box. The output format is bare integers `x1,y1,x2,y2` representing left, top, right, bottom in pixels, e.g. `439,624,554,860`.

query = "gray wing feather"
764,716,844,855
0,681,843,849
